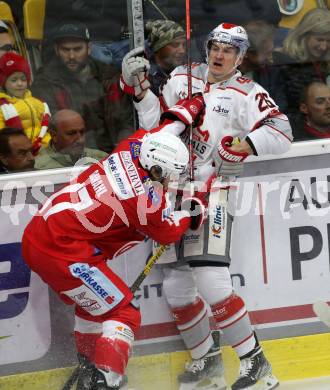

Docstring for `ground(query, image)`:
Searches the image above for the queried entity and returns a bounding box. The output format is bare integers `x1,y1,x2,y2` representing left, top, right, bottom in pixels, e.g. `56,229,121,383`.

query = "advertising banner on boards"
0,166,330,365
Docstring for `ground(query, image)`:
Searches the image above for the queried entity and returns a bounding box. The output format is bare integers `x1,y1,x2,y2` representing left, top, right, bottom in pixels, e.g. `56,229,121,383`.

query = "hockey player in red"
22,98,206,390
121,23,293,390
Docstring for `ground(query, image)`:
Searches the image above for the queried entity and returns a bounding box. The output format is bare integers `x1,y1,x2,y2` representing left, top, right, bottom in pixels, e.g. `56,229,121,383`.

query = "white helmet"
139,132,189,179
206,23,250,61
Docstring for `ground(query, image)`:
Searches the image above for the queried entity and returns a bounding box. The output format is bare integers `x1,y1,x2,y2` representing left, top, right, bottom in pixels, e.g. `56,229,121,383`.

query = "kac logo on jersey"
130,142,141,159
69,263,124,309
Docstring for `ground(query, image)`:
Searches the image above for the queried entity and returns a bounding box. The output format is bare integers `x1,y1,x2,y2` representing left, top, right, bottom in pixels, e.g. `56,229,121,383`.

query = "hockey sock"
75,331,100,362
239,331,261,359
172,296,213,359
94,320,134,375
211,293,256,357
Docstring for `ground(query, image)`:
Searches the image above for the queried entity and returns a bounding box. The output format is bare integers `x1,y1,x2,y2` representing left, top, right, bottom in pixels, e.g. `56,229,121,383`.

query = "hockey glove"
180,196,207,231
214,136,248,178
160,93,205,126
120,47,151,96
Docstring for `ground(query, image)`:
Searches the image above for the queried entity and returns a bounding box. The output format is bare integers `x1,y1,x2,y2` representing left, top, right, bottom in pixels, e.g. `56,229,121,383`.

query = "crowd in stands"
0,2,329,174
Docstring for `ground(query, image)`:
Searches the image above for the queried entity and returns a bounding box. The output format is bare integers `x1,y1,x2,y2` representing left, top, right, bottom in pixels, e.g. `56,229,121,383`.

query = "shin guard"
211,294,256,357
172,296,213,359
75,332,100,362
74,315,103,362
94,320,134,375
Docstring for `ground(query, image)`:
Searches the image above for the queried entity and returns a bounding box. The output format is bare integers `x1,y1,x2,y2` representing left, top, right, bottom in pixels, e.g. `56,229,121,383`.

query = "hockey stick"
127,0,145,130
185,0,194,196
145,0,170,20
127,0,145,50
312,301,330,328
130,244,166,293
61,368,80,390
60,243,166,390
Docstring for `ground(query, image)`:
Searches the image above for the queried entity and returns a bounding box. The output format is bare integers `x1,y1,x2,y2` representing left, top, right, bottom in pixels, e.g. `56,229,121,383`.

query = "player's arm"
243,84,293,156
129,191,205,245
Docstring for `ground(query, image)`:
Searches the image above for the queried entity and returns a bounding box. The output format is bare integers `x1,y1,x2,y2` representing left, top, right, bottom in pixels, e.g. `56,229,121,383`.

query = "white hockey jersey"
135,63,293,182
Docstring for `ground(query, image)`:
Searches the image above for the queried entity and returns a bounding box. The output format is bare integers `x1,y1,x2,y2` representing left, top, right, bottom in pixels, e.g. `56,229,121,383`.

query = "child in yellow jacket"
0,52,50,153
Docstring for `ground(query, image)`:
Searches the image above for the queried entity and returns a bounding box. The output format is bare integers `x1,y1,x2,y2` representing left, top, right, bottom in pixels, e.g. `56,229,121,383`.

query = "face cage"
205,38,248,64
150,162,187,181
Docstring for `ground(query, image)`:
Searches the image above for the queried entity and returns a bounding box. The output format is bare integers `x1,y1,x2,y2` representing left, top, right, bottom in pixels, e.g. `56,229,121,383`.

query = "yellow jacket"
0,90,51,145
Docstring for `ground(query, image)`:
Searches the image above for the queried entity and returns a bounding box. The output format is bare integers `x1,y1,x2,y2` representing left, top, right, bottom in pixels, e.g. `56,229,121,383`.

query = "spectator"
290,81,330,140
274,8,330,113
0,20,17,58
41,1,130,70
35,109,107,169
240,20,288,112
0,128,35,173
145,19,186,96
32,21,133,153
0,52,51,151
281,8,330,63
43,0,128,68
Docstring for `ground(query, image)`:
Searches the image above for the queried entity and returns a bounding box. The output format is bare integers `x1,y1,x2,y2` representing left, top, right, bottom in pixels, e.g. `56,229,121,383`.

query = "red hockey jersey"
24,129,191,261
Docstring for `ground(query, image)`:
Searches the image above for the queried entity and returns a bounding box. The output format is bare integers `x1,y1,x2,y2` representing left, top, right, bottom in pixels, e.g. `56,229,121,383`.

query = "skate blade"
179,375,228,390
241,373,279,390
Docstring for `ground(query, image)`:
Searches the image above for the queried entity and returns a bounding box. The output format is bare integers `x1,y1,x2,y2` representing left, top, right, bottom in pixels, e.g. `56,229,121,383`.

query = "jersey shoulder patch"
225,75,256,95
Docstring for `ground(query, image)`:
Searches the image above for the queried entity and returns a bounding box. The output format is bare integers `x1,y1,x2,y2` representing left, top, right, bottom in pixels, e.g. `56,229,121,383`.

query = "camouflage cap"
146,19,185,52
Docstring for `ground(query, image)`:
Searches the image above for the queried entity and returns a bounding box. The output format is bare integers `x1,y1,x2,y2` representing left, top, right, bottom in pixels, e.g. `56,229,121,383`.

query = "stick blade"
313,301,330,328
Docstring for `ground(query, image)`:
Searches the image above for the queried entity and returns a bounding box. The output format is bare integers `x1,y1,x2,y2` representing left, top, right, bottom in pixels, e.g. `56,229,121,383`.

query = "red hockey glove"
160,93,205,127
180,196,207,231
214,136,248,178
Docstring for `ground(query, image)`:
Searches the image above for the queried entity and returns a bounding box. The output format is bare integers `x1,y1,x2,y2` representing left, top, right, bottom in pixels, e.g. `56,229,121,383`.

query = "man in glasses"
0,21,17,58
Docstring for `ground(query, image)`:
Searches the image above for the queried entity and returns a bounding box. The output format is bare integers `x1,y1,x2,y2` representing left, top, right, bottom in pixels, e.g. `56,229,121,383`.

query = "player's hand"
160,93,205,126
214,136,248,178
180,196,207,230
120,47,151,96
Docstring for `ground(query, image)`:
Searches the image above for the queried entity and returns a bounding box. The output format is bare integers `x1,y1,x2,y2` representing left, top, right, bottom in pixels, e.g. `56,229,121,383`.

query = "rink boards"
0,140,330,388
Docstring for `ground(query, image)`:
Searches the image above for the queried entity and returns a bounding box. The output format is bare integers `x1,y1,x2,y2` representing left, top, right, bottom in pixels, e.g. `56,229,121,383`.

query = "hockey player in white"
121,22,293,390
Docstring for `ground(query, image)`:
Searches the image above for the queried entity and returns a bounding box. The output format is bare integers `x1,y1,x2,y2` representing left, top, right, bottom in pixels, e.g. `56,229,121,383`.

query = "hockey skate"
178,330,227,390
75,354,128,390
92,369,128,390
231,348,279,390
75,354,95,390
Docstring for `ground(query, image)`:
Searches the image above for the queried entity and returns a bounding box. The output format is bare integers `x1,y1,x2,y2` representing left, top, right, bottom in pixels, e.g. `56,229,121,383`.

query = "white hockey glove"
180,196,207,231
214,136,248,178
120,47,151,96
